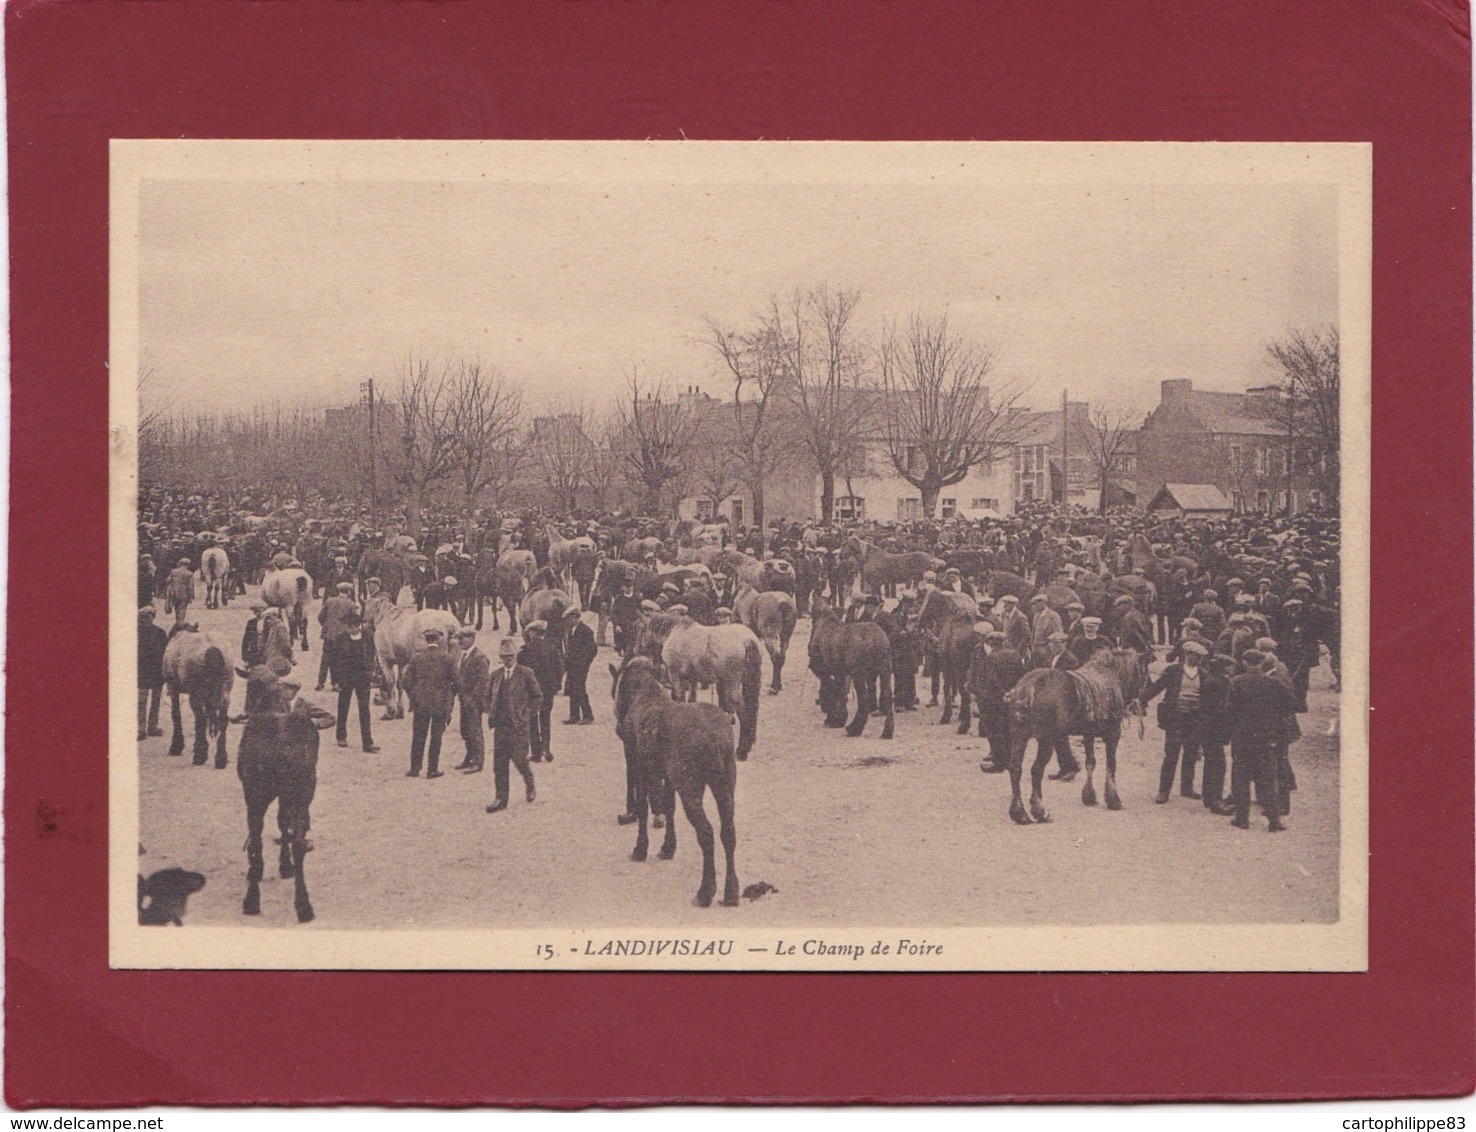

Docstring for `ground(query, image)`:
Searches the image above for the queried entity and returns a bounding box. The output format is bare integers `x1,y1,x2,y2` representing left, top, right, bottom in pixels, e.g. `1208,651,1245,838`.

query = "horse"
914,588,981,731
358,548,406,606
714,550,793,594
137,868,207,926
546,524,599,597
201,546,231,609
609,655,740,907
848,538,944,597
733,584,797,694
365,599,460,719
644,613,763,760
1003,648,1147,825
519,568,573,630
261,567,313,651
236,669,333,923
807,604,895,739
162,627,235,767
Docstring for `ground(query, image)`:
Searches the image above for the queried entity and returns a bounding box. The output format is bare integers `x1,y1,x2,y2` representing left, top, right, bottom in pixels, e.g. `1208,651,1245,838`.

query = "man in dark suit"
519,621,563,762
610,580,643,656
1067,616,1112,666
239,600,268,668
137,607,168,740
1030,630,1078,671
1141,639,1221,805
485,637,540,813
402,629,456,778
452,626,491,772
316,582,360,691
1226,648,1299,832
969,628,1025,774
561,607,597,724
326,614,380,752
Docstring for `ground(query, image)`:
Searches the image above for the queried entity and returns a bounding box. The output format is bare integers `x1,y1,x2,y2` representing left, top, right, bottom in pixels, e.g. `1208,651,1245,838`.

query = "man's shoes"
980,761,1008,775
1267,821,1286,833
561,718,580,725
1154,792,1171,804
137,732,148,742
452,760,473,770
1230,817,1250,829
363,744,381,753
578,718,594,725
1049,768,1079,783
337,739,348,748
462,763,483,774
529,754,544,763
427,770,444,779
1208,802,1235,816
315,684,325,691
617,811,639,825
543,750,553,762
405,769,420,777
486,800,508,813
148,728,165,737
1181,789,1202,800
525,783,537,803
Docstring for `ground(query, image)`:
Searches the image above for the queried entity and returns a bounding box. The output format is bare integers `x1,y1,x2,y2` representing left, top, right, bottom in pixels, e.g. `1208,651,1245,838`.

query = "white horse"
261,567,313,651
201,546,231,609
365,600,460,719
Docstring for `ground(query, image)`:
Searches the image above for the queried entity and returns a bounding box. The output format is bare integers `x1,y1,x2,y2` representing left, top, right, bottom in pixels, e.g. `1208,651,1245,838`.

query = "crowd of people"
138,483,1341,833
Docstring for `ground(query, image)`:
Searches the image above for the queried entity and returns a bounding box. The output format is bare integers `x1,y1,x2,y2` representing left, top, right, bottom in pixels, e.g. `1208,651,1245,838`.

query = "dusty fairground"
137,598,1341,931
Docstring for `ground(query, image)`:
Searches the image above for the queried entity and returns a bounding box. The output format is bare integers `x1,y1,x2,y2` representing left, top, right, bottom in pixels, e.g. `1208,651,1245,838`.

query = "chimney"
1160,378,1193,405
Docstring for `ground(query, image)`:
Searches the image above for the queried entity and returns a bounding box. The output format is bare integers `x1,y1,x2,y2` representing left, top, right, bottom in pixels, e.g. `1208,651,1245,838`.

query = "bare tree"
582,408,625,513
138,356,174,443
533,402,595,512
1081,404,1142,514
1265,324,1340,501
449,359,524,508
616,369,697,517
877,311,1031,519
707,310,793,535
777,285,873,522
693,432,746,518
390,355,460,530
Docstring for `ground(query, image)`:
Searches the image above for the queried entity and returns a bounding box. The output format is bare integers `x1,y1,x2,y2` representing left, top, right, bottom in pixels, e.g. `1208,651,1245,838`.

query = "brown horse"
162,627,234,767
807,604,895,739
914,588,980,732
847,538,944,596
609,655,740,907
236,670,333,923
1003,648,1147,824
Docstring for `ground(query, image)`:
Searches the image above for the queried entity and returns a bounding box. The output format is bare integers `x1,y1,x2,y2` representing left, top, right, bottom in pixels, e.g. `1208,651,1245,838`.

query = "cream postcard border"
109,140,1371,971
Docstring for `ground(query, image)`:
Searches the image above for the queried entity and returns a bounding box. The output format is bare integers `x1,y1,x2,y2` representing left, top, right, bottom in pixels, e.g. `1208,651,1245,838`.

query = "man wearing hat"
1068,616,1112,666
1032,629,1077,672
519,621,563,762
610,579,643,656
401,628,456,778
316,581,361,691
1141,639,1226,806
940,566,976,600
968,628,1024,773
240,600,269,668
996,594,1032,658
562,607,597,725
164,557,196,627
713,606,734,625
423,574,453,612
1111,593,1154,659
1225,649,1298,831
679,580,714,626
138,554,158,610
485,637,540,812
451,627,491,772
1029,593,1063,651
1189,589,1226,642
137,607,168,741
1062,600,1085,640
326,613,380,753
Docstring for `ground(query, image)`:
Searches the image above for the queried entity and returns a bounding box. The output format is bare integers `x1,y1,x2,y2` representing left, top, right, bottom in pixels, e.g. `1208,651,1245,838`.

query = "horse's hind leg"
1081,731,1099,807
657,778,678,859
714,768,739,907
243,792,267,916
879,670,895,740
214,707,229,769
677,785,718,908
1029,739,1052,823
1007,734,1031,826
191,699,210,765
288,802,314,923
768,643,782,694
939,669,954,725
845,674,871,737
956,681,972,737
1104,734,1122,811
168,687,186,757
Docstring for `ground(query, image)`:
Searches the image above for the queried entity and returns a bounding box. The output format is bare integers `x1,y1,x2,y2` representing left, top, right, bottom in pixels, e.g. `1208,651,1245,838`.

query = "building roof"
1151,483,1233,512
1187,389,1283,436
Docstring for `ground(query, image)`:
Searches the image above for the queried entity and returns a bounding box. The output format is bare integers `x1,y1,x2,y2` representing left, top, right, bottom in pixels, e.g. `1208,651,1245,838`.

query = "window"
1309,489,1322,508
730,499,743,528
695,499,715,520
1229,445,1242,473
836,495,865,521
1255,448,1267,476
897,498,922,521
941,498,957,519
1255,489,1269,511
971,497,998,511
1232,491,1245,513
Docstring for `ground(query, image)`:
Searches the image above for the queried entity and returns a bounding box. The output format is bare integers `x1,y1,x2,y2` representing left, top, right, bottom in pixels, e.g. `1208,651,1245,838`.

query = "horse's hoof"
191,756,207,766
296,904,315,924
722,894,740,908
1030,804,1051,823
657,847,674,861
1009,803,1032,826
695,892,714,908
168,748,184,758
280,864,296,879
1081,783,1098,807
243,898,260,916
767,688,780,696
844,728,863,738
1105,793,1122,811
880,726,894,740
631,848,648,863
215,759,228,770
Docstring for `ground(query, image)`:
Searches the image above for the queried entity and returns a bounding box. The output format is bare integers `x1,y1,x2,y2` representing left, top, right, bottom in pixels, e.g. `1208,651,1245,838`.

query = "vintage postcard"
111,141,1369,970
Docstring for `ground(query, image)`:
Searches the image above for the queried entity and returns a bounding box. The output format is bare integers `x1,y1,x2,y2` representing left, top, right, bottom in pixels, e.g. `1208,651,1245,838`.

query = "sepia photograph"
109,141,1369,970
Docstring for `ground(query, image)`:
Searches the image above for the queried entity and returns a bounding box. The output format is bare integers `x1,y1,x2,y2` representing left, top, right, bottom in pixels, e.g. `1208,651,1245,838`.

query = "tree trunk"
820,469,835,522
750,478,766,541
920,482,939,519
1099,469,1110,514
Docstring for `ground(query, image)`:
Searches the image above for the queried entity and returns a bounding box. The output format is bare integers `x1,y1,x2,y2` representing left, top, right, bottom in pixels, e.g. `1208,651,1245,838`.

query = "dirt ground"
138,594,1342,930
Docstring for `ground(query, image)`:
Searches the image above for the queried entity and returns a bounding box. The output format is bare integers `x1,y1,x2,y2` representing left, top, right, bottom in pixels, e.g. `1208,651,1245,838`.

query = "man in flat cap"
1033,629,1077,672
240,599,269,669
1226,649,1298,831
259,608,296,673
519,620,562,762
968,628,1024,774
316,581,361,691
137,607,168,741
1029,592,1063,652
164,557,196,627
1141,638,1225,806
327,612,380,753
562,607,597,725
402,628,455,778
611,578,643,656
996,593,1032,658
1068,616,1112,667
1112,593,1154,660
451,626,491,772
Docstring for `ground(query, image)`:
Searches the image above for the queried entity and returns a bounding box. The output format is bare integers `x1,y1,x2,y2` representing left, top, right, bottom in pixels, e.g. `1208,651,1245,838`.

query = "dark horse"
237,670,333,922
609,655,740,907
807,604,895,739
914,588,980,732
1003,648,1147,825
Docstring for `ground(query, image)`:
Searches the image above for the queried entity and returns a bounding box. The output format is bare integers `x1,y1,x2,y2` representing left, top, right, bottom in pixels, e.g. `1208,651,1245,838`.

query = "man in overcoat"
561,607,597,725
326,614,380,753
969,628,1025,774
164,558,195,627
1226,648,1299,832
402,628,455,778
452,626,492,772
519,621,563,762
485,637,540,812
137,607,168,740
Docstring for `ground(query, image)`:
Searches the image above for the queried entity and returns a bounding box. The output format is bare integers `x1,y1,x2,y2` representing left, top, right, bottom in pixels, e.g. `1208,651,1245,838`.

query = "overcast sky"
138,172,1338,417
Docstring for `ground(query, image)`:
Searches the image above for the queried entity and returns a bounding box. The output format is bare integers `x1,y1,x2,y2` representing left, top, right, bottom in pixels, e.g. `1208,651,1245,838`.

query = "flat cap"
1180,640,1208,657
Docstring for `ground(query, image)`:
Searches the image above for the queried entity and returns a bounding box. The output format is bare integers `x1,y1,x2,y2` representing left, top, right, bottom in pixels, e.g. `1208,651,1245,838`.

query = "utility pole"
1284,378,1295,517
1061,387,1069,508
361,378,379,531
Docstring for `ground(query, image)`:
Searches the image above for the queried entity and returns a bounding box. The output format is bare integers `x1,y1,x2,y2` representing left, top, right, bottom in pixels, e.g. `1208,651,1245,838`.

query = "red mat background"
6,1,1472,1106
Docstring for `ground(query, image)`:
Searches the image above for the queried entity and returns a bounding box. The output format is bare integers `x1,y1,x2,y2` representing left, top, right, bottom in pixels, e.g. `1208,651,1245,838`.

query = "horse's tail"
200,646,229,737
777,596,796,650
736,637,762,761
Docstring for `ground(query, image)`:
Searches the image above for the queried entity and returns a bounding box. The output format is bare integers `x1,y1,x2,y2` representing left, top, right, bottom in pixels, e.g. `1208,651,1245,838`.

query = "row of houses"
674,377,1324,524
